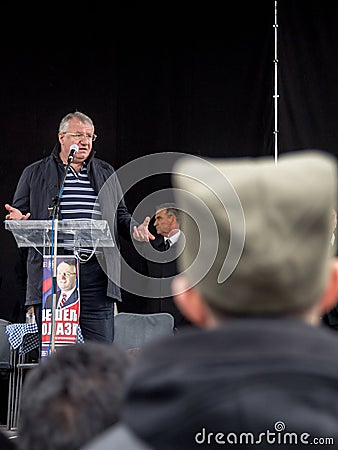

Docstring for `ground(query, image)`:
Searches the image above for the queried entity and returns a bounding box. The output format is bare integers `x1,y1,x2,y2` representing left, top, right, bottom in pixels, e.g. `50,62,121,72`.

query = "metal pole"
273,0,279,165
50,219,59,354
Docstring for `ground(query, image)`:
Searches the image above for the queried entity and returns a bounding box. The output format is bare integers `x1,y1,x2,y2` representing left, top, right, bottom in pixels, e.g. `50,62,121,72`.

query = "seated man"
83,150,338,450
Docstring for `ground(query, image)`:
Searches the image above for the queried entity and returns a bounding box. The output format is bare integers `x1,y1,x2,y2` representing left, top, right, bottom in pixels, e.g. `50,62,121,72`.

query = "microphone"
68,144,79,163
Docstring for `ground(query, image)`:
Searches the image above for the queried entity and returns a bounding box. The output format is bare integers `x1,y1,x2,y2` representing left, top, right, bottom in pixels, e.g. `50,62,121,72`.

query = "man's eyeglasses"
57,272,77,279
63,132,97,142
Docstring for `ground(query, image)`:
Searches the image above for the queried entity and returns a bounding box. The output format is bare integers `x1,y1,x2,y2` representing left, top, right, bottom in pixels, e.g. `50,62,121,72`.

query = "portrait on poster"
41,256,80,352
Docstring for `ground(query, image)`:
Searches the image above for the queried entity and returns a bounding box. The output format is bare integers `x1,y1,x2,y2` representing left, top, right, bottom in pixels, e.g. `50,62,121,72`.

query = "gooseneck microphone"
68,144,79,163
49,145,79,218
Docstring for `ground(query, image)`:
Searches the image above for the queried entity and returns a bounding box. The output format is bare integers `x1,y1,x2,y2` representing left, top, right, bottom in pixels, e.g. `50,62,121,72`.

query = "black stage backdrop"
0,1,337,320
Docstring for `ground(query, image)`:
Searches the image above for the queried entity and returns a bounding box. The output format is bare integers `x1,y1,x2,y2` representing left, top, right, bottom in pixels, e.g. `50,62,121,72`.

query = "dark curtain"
279,0,338,152
0,1,337,319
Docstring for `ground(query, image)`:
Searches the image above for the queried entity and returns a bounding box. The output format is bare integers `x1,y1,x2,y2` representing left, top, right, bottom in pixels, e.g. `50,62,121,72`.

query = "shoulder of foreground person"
125,318,338,365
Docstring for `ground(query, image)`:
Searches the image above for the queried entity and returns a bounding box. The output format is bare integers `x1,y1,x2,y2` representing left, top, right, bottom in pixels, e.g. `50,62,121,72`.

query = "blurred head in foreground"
18,342,130,450
172,150,338,325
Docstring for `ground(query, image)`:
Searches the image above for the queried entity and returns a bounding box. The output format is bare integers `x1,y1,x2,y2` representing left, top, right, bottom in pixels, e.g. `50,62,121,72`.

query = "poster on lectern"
41,255,80,358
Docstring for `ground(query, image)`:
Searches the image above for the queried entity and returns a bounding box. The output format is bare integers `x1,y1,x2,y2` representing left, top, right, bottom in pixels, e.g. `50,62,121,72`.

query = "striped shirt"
60,164,101,220
59,164,102,255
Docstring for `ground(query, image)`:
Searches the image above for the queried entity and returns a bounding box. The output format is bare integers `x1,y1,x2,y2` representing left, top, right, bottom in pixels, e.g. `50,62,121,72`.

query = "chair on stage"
0,318,14,430
13,357,39,430
5,322,40,430
113,312,175,353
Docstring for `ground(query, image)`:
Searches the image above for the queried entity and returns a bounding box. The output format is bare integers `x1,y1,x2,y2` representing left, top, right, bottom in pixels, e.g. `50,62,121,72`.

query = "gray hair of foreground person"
17,341,131,450
172,150,338,324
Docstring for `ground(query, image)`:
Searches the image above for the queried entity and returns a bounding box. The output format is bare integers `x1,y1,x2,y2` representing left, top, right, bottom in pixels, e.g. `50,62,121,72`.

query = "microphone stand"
47,152,75,355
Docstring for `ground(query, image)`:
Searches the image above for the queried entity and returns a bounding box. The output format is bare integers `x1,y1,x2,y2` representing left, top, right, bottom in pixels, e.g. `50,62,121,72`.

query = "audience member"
83,150,338,449
17,341,131,450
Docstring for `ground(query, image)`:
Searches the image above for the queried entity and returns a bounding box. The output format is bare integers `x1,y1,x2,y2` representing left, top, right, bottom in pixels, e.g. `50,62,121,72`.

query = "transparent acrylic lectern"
4,219,115,252
5,219,115,356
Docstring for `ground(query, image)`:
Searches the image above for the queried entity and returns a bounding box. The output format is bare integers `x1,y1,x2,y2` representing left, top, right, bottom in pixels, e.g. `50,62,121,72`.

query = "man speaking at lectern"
5,111,154,347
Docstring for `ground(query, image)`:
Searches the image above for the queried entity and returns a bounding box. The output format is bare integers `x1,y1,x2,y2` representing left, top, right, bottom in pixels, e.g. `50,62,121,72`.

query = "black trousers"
78,256,114,343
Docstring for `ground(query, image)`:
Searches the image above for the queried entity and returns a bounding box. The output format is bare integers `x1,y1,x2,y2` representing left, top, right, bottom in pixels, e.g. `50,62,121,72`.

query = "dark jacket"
12,144,137,306
117,318,338,449
139,234,192,328
142,235,183,295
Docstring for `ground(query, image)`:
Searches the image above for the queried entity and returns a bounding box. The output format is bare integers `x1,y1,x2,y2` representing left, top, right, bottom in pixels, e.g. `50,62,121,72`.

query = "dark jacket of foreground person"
117,319,338,449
